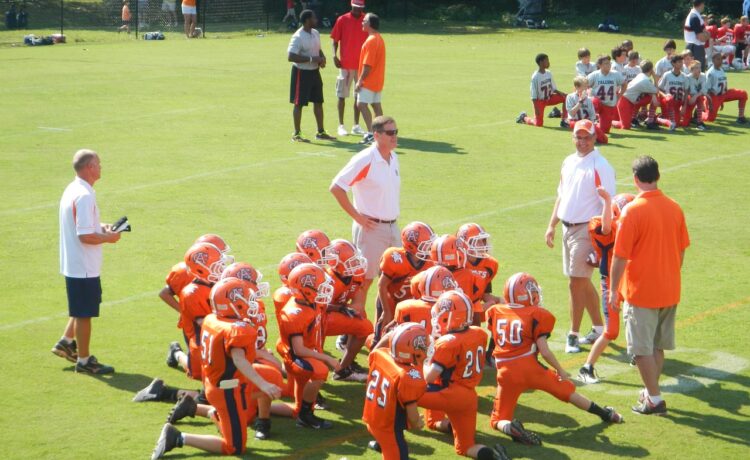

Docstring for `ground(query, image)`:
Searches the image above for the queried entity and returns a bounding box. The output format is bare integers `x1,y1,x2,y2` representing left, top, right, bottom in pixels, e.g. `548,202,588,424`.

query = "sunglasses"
377,129,399,136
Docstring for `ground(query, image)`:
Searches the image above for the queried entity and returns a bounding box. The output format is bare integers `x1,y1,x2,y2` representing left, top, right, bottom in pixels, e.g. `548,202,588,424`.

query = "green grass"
2,24,749,460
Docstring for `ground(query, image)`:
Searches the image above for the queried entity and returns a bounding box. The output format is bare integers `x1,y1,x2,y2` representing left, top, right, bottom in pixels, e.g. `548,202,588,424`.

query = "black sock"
588,401,609,420
160,386,179,402
300,400,314,415
476,446,494,460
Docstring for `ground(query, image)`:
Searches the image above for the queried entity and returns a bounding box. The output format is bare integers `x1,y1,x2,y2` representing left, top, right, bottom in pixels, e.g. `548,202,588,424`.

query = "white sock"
60,336,73,344
649,394,664,405
569,331,579,337
593,326,604,334
77,355,90,365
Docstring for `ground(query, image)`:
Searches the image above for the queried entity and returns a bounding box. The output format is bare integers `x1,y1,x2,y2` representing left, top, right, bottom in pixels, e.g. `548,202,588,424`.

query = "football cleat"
602,406,624,423
560,119,570,128
133,378,164,403
548,107,562,118
578,327,601,345
315,131,336,141
492,443,511,460
296,411,333,429
351,124,365,135
167,395,197,424
359,133,374,145
632,399,667,416
314,393,329,411
291,133,310,143
578,365,600,384
166,341,182,369
506,419,542,446
350,361,367,374
75,355,114,375
333,365,368,382
254,418,272,440
631,117,641,128
669,121,677,132
696,122,707,131
51,339,78,363
337,125,348,137
565,334,581,353
646,121,660,130
737,116,748,124
515,111,527,124
151,423,182,460
368,440,382,452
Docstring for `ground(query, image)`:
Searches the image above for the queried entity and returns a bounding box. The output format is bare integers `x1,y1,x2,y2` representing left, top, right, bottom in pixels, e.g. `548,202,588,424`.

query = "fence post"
60,0,63,36
201,0,206,37
135,0,138,38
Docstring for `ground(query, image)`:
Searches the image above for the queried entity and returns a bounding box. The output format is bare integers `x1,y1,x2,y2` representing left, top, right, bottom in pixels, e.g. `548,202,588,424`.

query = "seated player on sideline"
579,191,635,384
150,278,282,459
516,53,567,127
486,273,623,447
364,322,431,459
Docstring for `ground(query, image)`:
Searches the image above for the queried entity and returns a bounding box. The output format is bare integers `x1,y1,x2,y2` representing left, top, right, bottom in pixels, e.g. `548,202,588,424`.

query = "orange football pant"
205,383,251,455
284,356,329,415
367,425,410,460
419,384,478,456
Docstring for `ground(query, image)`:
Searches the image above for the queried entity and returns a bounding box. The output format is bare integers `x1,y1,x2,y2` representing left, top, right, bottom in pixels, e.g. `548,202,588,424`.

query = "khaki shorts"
353,220,401,280
624,302,676,356
336,69,357,99
358,87,382,104
561,223,594,278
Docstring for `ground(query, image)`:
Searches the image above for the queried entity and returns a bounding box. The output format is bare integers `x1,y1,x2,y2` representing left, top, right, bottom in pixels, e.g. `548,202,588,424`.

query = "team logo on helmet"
413,335,428,351
227,287,244,302
300,273,316,289
441,276,455,289
436,298,452,313
288,260,303,271
302,237,318,249
192,251,208,265
238,268,253,281
405,230,419,244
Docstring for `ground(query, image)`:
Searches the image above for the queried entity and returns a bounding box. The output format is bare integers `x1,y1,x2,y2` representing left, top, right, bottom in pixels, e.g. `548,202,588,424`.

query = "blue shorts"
65,276,102,318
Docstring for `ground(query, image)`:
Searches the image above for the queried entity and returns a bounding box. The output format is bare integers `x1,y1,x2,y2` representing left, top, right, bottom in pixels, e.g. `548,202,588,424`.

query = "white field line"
37,127,72,132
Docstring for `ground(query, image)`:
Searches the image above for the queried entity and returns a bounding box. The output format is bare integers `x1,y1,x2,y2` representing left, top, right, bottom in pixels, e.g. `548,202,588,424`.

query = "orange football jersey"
485,303,555,361
200,313,257,387
272,286,293,323
379,247,433,303
253,300,269,351
166,262,193,296
451,267,480,303
278,300,323,359
178,281,214,342
394,299,433,336
327,266,364,308
588,217,619,276
465,256,499,299
363,348,426,431
430,327,488,389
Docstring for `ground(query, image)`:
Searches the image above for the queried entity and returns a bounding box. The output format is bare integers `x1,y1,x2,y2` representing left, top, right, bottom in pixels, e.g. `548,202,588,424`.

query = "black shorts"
736,42,747,54
65,276,102,318
290,67,324,107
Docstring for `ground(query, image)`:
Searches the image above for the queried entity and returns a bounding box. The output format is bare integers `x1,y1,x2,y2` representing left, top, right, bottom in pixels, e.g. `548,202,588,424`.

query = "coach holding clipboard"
330,115,400,302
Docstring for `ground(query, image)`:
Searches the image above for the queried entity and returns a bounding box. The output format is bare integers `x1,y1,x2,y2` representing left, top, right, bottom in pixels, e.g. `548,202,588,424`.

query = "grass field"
2,23,749,460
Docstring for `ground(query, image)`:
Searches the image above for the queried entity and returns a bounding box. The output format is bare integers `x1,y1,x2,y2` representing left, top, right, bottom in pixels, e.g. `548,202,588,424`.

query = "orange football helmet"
321,239,368,277
184,243,226,283
221,262,270,298
504,272,542,307
429,234,466,269
195,234,234,264
401,221,436,260
431,290,473,336
287,263,334,305
296,229,331,264
420,266,460,302
390,322,432,366
456,223,492,258
210,277,259,320
611,193,636,220
278,252,313,285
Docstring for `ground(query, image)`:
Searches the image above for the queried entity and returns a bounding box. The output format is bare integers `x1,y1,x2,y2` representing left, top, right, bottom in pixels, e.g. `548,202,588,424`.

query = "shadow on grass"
397,137,466,155
667,407,750,448
62,367,160,394
542,421,650,457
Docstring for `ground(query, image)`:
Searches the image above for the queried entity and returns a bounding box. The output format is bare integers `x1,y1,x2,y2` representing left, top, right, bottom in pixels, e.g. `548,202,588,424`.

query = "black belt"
561,220,587,228
368,217,397,224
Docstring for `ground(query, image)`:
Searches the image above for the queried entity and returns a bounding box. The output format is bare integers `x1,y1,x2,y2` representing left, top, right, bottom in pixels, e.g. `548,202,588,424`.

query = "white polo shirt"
59,176,102,278
556,148,616,224
332,144,400,221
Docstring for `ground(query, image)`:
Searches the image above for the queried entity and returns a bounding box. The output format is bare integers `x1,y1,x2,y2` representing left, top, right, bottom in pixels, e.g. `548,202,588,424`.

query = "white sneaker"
337,125,348,137
565,334,581,353
578,327,601,345
351,124,365,135
578,365,600,384
669,121,677,131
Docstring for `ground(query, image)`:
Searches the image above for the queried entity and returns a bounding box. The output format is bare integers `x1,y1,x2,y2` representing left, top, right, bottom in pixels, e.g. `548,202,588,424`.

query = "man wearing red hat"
331,0,369,137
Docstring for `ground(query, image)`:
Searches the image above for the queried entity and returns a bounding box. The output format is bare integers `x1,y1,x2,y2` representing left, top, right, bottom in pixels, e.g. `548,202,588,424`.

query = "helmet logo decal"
238,268,253,281
300,273,316,289
406,230,419,244
228,287,244,302
192,251,208,265
302,237,318,249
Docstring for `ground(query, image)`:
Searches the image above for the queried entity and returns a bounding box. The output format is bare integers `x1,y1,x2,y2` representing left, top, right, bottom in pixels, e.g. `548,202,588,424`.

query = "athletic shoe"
696,122,707,131
368,440,382,452
296,411,333,429
350,361,367,374
254,418,271,440
167,395,197,423
646,121,660,130
669,121,677,131
51,339,78,363
166,341,182,369
351,124,365,135
602,406,624,423
560,119,569,128
151,423,182,460
337,125,348,137
630,355,637,367
291,133,310,143
632,398,667,416
359,133,374,145
548,107,562,118
578,365,600,384
515,111,527,124
133,378,164,402
578,327,601,345
506,419,542,446
492,444,511,460
737,116,748,124
333,365,368,382
565,334,581,353
631,118,641,128
195,388,208,405
335,334,348,352
315,131,336,140
314,393,330,411
75,355,114,375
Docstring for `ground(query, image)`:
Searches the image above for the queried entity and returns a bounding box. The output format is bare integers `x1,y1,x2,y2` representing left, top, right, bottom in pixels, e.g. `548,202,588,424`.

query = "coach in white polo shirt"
330,115,400,300
545,119,616,354
52,149,121,375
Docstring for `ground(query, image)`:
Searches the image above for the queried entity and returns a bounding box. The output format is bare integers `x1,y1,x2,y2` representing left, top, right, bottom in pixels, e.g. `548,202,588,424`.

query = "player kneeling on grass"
657,55,689,131
683,61,709,130
578,191,635,384
564,76,608,144
486,273,623,447
705,52,748,124
151,278,282,459
419,290,510,460
516,53,567,126
615,60,661,130
364,322,431,460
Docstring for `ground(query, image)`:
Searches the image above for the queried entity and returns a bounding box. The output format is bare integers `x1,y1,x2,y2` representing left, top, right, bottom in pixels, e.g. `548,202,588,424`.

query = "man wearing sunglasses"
330,115,401,317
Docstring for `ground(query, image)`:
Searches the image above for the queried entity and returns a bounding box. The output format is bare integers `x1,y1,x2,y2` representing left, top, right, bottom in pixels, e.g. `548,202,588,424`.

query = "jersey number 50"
495,319,523,347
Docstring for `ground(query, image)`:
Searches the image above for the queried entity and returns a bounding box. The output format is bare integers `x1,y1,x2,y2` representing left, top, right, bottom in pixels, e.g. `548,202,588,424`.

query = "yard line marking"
38,127,72,132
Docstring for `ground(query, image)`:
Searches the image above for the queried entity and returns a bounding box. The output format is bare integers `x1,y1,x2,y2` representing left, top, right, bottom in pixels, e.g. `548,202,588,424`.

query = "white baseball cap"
573,119,595,136
351,0,365,7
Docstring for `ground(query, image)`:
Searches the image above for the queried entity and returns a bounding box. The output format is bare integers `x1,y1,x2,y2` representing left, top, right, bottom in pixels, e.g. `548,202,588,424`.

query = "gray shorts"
352,220,401,280
562,223,595,278
624,302,676,356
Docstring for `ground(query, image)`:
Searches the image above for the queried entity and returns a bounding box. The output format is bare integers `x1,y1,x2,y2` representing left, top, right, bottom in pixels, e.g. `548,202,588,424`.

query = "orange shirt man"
356,13,387,139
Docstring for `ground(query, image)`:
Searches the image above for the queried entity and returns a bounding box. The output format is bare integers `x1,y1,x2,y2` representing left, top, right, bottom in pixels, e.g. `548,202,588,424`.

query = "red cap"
351,0,365,7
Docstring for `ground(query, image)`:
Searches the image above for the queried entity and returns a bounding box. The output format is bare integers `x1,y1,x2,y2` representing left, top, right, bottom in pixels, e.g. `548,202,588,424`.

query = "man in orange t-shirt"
610,155,689,416
355,13,386,144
